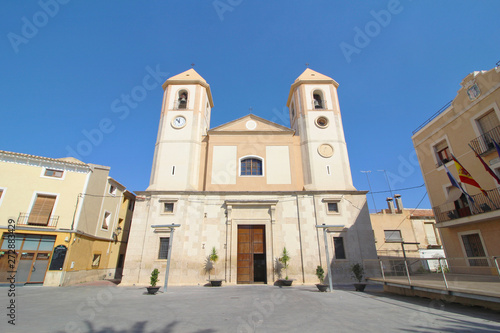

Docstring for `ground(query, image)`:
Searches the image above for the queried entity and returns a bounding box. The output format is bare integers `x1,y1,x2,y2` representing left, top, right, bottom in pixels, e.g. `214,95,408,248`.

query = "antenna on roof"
305,63,309,68
249,107,253,113
496,60,500,67
191,63,195,68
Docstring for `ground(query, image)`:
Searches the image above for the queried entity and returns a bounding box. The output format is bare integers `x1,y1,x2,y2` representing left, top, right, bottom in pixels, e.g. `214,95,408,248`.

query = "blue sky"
2,1,500,211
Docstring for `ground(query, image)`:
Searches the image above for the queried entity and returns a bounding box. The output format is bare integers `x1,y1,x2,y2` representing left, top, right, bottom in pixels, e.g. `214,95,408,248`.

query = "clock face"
172,116,186,129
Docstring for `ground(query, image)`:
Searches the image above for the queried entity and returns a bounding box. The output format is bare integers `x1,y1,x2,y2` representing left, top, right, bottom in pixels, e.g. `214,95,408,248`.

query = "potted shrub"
208,247,222,287
351,263,367,292
147,268,160,295
278,247,293,286
315,265,329,292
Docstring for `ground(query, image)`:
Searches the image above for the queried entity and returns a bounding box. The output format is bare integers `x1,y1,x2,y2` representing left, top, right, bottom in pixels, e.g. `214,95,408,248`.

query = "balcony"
17,213,59,228
469,125,500,155
432,188,500,223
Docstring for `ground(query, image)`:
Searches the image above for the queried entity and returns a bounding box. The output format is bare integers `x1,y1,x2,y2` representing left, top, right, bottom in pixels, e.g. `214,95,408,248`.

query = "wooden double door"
237,225,267,284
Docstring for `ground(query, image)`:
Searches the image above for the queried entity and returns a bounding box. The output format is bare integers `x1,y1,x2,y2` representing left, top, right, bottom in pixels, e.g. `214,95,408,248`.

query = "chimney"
386,197,395,214
395,194,403,213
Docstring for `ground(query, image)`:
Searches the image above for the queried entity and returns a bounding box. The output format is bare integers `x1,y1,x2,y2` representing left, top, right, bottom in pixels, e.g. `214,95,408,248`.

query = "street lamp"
151,223,181,293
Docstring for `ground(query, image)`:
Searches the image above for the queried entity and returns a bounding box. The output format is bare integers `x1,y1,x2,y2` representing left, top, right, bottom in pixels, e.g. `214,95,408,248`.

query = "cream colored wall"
266,146,291,185
204,134,304,191
413,68,500,208
122,192,378,286
0,159,88,228
77,166,109,234
371,211,439,258
288,81,355,192
94,180,123,240
438,219,500,275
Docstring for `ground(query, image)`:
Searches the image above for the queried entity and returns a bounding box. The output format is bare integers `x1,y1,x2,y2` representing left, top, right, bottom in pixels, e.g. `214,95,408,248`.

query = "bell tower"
148,69,214,191
287,69,355,191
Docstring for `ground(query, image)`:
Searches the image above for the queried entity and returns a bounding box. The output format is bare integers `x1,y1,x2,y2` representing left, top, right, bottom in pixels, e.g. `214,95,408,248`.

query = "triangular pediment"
287,68,339,106
294,68,336,83
165,68,207,84
209,114,294,134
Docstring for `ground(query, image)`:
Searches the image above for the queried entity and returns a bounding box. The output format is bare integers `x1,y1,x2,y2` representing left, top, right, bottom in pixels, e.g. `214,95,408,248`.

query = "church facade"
121,68,377,286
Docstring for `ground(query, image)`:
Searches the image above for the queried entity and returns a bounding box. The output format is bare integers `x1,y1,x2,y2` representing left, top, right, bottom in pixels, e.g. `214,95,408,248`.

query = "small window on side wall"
434,140,451,167
164,202,174,213
324,199,340,214
44,169,64,178
384,230,402,242
92,254,101,268
327,202,338,213
158,237,170,259
333,237,346,259
102,212,110,230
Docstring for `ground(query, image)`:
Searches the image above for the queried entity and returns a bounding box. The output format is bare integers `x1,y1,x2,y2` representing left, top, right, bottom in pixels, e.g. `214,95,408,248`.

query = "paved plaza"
1,283,500,333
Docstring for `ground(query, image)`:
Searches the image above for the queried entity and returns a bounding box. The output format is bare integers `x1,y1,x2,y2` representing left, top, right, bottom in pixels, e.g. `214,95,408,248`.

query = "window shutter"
435,140,448,152
29,195,56,225
477,111,500,134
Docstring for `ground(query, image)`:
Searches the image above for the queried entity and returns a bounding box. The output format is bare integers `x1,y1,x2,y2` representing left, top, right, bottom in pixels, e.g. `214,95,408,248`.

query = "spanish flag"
452,155,488,197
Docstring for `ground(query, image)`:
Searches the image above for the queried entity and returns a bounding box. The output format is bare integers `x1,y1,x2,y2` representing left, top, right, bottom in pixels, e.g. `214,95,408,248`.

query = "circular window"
318,144,334,158
315,116,329,128
246,120,257,130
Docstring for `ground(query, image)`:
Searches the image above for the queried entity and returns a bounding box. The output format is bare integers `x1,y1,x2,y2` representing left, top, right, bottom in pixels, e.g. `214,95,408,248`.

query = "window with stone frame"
461,233,488,266
434,140,451,166
333,237,346,259
158,237,170,259
240,158,263,176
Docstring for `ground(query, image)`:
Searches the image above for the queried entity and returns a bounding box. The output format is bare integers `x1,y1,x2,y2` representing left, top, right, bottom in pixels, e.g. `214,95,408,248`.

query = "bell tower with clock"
286,68,355,191
147,68,214,191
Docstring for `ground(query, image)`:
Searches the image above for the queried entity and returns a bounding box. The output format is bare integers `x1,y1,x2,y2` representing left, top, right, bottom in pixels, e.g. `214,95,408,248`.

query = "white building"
122,68,377,285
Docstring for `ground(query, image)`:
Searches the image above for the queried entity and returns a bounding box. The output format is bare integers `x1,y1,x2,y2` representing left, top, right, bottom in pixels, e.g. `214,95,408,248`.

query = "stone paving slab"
1,284,500,333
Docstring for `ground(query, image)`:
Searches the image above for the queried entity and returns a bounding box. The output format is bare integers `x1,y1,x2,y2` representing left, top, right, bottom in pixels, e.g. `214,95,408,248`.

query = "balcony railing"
469,125,500,155
432,188,500,223
312,100,327,110
412,100,452,135
17,213,59,228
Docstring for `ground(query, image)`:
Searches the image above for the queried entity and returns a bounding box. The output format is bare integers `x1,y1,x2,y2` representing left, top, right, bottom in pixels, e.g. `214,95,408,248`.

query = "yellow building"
0,150,135,286
412,65,500,275
370,195,443,272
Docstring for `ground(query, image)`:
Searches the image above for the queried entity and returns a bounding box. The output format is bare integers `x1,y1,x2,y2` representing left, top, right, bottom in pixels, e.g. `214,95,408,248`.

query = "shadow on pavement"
57,321,217,333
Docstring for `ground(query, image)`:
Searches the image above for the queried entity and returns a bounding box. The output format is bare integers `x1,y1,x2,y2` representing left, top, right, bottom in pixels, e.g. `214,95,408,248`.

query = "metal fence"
363,256,500,291
17,213,59,228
